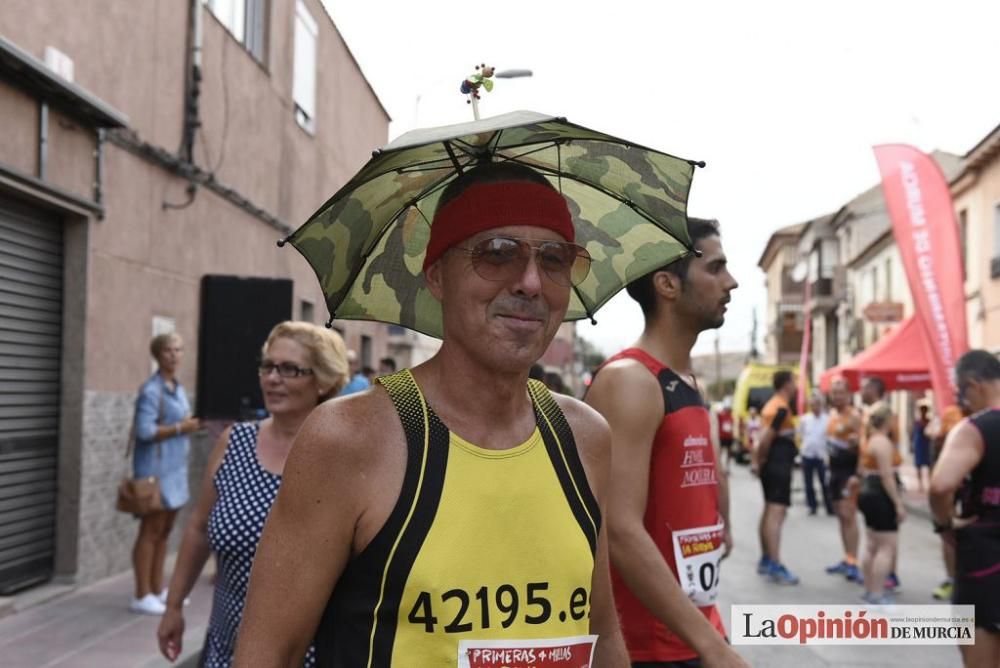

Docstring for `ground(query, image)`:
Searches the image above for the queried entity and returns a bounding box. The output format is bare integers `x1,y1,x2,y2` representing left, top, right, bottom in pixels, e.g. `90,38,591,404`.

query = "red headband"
422,181,575,271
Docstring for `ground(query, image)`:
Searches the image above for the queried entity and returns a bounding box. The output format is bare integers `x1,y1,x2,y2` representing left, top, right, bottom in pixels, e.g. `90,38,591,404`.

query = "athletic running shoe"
932,580,953,601
769,562,800,585
757,556,774,575
885,572,901,591
130,593,166,615
860,591,895,605
825,560,849,575
844,564,863,583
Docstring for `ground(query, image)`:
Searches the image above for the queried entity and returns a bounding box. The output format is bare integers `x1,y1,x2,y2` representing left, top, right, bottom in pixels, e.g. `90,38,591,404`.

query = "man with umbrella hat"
234,161,629,666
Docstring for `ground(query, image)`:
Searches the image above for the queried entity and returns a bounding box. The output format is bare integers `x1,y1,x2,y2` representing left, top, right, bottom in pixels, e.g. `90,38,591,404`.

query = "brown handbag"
116,475,162,516
116,388,166,516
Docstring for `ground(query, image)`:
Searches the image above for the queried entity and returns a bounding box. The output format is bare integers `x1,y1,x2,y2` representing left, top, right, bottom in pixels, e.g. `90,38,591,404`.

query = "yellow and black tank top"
314,370,601,666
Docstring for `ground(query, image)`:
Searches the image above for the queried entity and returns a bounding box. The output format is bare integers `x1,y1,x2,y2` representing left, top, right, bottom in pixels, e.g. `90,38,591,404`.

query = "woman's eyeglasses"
258,362,314,378
453,236,592,287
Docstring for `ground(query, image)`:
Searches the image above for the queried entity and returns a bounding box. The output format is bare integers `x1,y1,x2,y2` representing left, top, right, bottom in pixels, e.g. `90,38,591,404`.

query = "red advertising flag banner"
873,145,969,413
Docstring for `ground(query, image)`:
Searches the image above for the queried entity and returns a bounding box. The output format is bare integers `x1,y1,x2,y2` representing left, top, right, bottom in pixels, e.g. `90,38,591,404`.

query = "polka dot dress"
205,422,316,667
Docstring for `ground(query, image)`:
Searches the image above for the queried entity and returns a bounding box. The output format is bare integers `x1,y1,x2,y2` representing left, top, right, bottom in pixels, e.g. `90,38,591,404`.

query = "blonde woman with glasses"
157,322,347,667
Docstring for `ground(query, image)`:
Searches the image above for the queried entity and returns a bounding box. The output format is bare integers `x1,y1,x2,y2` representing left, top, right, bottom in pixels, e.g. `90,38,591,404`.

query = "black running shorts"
761,439,795,507
954,524,1000,632
857,475,897,531
828,448,859,502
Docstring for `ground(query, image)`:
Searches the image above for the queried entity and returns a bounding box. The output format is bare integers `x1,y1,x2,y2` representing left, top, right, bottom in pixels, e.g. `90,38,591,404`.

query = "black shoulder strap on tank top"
315,370,450,668
657,368,705,415
527,379,601,555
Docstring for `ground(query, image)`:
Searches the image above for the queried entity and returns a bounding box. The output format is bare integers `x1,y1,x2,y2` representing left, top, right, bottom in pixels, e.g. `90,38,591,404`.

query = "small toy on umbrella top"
460,64,495,119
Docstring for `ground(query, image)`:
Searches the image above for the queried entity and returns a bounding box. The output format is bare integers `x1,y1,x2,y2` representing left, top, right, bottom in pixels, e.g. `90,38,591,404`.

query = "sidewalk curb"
0,583,77,621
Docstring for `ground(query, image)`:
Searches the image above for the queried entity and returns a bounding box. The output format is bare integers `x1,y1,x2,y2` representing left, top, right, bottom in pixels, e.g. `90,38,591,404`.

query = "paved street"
0,556,213,668
718,463,962,667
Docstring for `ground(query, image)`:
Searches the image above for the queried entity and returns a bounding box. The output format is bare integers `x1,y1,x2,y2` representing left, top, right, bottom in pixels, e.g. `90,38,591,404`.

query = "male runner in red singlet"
586,218,748,668
931,350,1000,668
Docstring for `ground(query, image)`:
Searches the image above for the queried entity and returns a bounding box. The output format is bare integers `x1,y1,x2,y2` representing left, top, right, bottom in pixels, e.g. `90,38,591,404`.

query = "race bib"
671,522,725,606
458,635,597,668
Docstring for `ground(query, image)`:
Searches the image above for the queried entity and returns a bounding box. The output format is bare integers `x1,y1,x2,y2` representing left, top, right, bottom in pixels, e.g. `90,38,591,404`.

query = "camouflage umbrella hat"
281,110,704,339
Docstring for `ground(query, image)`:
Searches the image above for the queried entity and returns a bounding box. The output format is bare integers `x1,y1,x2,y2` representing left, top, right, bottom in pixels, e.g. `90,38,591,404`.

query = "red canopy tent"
819,316,932,392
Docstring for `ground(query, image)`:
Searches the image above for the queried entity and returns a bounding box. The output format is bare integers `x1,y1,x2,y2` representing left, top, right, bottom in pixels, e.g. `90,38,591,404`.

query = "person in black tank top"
930,350,1000,668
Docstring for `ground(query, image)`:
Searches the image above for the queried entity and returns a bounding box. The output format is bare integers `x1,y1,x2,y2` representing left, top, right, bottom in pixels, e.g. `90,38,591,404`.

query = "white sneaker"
157,589,190,607
130,593,166,615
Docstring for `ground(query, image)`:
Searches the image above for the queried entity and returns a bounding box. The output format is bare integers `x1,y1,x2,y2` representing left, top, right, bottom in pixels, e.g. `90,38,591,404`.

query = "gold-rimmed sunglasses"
453,236,592,287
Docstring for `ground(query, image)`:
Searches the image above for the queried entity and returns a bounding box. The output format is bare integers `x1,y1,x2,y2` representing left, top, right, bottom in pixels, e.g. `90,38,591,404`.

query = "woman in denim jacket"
130,332,201,615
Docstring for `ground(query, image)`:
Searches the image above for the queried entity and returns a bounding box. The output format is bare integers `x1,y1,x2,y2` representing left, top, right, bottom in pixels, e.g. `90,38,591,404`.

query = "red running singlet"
602,348,727,662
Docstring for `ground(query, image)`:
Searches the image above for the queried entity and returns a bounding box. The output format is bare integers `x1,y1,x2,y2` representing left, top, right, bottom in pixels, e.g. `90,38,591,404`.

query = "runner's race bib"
458,636,598,668
671,522,725,606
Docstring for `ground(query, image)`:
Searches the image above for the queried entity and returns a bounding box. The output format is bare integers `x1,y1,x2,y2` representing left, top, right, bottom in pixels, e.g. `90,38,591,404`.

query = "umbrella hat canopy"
285,110,702,338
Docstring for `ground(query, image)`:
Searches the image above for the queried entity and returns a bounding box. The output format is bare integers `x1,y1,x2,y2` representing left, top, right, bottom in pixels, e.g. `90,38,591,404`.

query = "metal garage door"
0,197,61,594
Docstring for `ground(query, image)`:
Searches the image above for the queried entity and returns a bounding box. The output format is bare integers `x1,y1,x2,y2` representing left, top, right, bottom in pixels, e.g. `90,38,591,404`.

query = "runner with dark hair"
587,217,748,667
824,377,864,583
752,370,800,585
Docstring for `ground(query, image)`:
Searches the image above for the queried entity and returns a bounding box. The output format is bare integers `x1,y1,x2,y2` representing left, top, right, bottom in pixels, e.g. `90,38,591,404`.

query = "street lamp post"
495,69,533,79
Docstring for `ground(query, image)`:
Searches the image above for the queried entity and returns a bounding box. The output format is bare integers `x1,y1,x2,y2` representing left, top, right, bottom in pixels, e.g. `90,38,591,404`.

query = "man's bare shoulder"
552,393,611,444
294,384,403,465
585,357,662,421
947,418,984,448
587,357,660,397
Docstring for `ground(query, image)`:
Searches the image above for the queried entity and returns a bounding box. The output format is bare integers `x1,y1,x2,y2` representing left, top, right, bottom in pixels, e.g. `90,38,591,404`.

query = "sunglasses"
453,236,592,287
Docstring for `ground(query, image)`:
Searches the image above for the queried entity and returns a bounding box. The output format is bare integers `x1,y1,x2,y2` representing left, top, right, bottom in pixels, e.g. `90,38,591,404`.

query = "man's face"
786,381,799,403
674,235,738,331
810,394,822,414
860,381,880,405
957,375,988,413
429,224,572,373
830,381,850,409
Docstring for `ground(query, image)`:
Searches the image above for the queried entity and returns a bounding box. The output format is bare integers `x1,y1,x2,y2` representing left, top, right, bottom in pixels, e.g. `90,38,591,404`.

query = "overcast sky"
321,0,1000,357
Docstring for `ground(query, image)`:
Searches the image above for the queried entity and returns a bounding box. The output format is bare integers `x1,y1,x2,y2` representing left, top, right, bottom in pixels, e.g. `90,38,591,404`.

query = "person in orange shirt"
751,370,800,584
857,402,906,604
823,377,864,583
859,376,902,591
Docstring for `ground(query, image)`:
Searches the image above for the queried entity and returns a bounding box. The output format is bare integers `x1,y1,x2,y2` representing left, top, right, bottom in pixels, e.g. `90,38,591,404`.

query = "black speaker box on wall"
196,275,293,420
